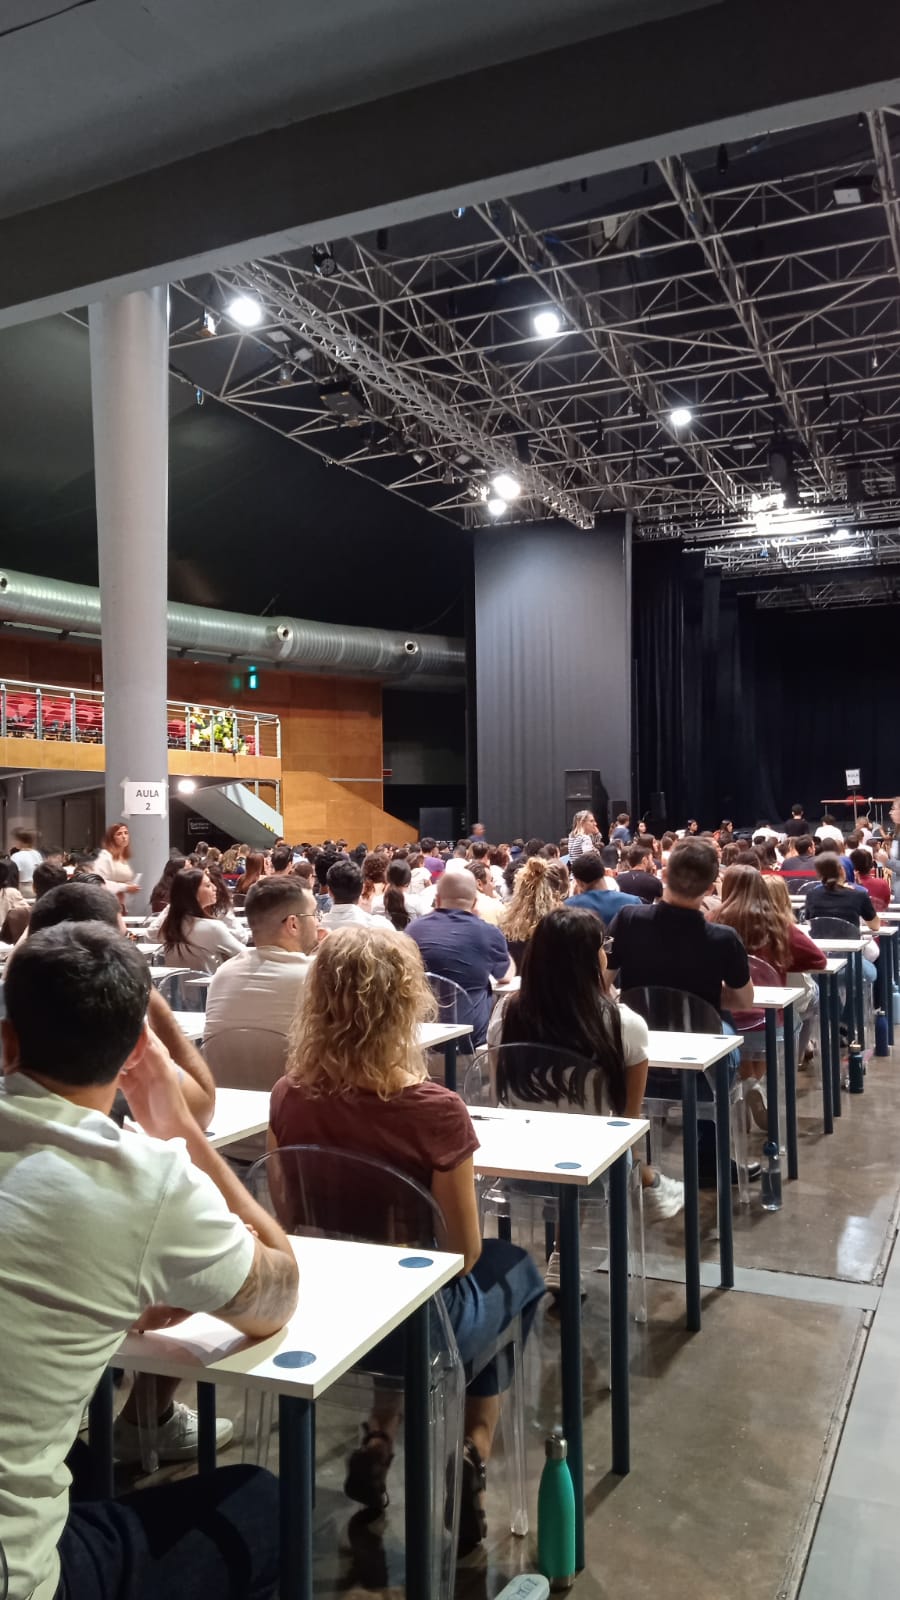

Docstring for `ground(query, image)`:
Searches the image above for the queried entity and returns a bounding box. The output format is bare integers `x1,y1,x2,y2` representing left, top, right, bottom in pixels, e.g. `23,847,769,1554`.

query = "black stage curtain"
634,541,895,829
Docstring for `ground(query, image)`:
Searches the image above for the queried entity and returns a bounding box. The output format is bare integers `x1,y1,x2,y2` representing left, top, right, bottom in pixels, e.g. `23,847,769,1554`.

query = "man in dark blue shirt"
564,850,642,927
407,869,513,1045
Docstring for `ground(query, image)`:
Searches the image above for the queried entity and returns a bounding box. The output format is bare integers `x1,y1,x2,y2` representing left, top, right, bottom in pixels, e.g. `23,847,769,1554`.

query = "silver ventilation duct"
0,569,465,680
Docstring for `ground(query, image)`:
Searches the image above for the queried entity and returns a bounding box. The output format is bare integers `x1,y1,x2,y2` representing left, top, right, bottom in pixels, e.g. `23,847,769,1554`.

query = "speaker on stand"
564,769,610,836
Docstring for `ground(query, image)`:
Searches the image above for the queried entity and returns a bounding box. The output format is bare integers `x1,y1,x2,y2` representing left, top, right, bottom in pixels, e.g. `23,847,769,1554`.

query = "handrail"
0,677,280,758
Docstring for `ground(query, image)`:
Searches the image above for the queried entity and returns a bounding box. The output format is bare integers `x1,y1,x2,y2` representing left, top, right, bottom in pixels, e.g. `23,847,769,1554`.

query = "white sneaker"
544,1249,561,1292
642,1172,685,1222
114,1400,233,1463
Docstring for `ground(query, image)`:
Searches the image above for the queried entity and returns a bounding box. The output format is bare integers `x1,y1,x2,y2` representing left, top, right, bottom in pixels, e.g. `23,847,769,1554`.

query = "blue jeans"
56,1461,279,1599
368,1238,544,1398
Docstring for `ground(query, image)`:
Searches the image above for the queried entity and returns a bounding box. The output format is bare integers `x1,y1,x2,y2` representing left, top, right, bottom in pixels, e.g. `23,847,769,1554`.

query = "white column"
89,288,170,909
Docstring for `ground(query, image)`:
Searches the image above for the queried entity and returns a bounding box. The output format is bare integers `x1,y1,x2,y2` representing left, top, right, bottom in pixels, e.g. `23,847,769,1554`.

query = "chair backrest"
468,1041,609,1115
203,1027,288,1091
809,915,860,938
247,1143,445,1250
747,954,781,987
620,985,723,1035
424,971,469,1025
155,969,210,1012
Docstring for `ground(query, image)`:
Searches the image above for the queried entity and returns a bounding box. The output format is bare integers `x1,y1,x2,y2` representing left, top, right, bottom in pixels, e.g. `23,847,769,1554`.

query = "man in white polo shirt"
0,920,298,1600
204,876,319,1041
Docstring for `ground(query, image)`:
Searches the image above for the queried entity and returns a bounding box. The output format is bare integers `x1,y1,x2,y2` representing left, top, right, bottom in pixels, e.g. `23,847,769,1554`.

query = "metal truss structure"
170,106,900,598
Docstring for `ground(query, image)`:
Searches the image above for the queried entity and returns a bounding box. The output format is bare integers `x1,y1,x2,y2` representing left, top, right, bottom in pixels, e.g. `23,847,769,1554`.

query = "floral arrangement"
189,707,248,755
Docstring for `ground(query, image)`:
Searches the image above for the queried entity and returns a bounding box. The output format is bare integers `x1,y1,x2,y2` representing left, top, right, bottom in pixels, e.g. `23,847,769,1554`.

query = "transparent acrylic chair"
201,1028,289,1162
809,914,875,1046
732,954,790,1157
245,1144,528,1593
619,987,752,1208
154,969,210,1013
423,972,475,1083
464,1045,647,1326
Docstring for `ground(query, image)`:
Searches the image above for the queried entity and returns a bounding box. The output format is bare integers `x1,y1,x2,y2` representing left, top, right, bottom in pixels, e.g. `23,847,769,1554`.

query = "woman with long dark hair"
488,905,683,1228
159,868,246,971
379,858,420,931
234,850,266,904
149,854,186,915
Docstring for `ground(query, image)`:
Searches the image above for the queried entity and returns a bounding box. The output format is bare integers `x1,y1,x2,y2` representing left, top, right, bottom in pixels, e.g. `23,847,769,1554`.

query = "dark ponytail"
384,860,412,931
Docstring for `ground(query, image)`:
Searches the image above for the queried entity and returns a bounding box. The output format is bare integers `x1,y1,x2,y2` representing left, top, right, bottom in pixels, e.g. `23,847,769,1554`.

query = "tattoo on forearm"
220,1241,297,1323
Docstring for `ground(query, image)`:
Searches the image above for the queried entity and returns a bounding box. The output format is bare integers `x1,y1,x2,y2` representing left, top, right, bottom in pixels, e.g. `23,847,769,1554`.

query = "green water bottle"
537,1432,576,1591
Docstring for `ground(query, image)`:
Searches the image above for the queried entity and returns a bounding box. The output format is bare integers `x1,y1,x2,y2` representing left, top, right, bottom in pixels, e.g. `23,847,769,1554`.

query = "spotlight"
375,228,389,251
670,406,692,428
533,308,562,338
177,778,197,795
411,447,429,466
491,472,521,501
486,497,508,517
201,309,218,336
833,179,873,206
226,294,264,328
834,527,851,540
312,243,338,277
277,363,292,385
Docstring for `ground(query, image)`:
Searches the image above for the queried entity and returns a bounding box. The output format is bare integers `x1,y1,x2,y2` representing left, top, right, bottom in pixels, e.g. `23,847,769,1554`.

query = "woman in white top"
0,859,30,941
94,823,141,902
158,867,246,972
487,904,683,1224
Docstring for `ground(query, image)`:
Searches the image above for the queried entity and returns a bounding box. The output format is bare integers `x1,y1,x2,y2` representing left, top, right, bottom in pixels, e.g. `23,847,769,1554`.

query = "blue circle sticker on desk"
273,1350,316,1369
399,1255,433,1268
607,1119,629,1127
555,1161,582,1170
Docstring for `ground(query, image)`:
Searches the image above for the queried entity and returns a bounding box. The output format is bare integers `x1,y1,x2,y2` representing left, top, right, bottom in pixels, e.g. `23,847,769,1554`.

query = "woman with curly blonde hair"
500,854,570,966
269,924,542,1557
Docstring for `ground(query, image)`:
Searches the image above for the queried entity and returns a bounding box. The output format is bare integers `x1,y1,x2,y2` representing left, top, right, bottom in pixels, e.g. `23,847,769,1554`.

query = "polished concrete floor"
121,1049,900,1598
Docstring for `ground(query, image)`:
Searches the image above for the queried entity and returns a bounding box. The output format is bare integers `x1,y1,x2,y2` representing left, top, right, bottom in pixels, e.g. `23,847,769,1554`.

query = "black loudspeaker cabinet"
649,790,668,834
564,769,610,833
418,806,455,842
610,799,628,821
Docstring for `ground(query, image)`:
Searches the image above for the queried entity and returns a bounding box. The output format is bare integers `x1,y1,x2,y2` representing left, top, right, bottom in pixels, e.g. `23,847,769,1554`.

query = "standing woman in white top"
567,810,602,861
158,867,247,972
487,903,683,1224
94,823,141,904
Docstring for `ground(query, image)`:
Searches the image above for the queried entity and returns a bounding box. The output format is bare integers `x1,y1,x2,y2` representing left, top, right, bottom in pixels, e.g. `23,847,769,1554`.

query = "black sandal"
344,1425,394,1512
454,1437,488,1556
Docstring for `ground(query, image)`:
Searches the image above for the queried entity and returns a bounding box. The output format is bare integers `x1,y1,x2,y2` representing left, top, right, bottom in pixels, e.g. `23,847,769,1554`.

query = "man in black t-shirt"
609,838,752,1014
783,804,809,839
779,835,818,881
616,844,663,904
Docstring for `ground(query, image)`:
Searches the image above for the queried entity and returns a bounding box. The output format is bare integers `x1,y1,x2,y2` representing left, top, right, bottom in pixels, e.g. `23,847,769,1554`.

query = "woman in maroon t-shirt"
269,923,542,1557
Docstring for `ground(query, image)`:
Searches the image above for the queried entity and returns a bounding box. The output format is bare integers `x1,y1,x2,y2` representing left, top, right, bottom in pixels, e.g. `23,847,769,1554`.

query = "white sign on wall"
122,781,168,817
845,767,861,789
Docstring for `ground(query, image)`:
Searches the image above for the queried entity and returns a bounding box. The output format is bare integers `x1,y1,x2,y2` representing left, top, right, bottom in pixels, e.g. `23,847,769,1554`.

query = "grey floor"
122,1048,900,1598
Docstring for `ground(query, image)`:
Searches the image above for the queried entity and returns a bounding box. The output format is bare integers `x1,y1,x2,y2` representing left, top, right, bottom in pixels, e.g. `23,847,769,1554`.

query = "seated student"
803,853,880,934
608,838,754,1184
32,860,68,901
0,859,30,943
815,814,844,847
849,846,891,911
0,920,298,1600
157,867,247,972
779,834,818,881
489,906,683,1226
407,868,514,1046
466,861,504,926
610,813,632,846
500,855,570,967
617,843,663,903
269,925,543,1555
205,876,320,1042
320,858,378,928
564,849,642,927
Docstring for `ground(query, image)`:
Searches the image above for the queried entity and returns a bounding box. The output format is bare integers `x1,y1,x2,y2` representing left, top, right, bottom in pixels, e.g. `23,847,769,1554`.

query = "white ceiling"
0,0,715,216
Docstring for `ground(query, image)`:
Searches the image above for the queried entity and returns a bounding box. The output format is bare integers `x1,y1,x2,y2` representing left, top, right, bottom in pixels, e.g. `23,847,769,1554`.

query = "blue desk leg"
197,1381,216,1477
853,950,866,1054
830,974,843,1111
557,1183,585,1570
443,1039,458,1095
715,1059,734,1288
816,974,834,1135
681,1073,701,1333
404,1303,432,1600
279,1395,314,1600
765,1009,781,1157
783,1002,798,1180
608,1154,631,1482
88,1368,115,1501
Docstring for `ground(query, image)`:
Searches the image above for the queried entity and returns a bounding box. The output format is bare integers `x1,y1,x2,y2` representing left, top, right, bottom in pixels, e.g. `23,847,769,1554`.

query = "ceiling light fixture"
487,497,508,518
533,308,562,338
491,472,521,501
201,309,218,336
177,778,197,795
670,406,693,427
312,243,338,277
226,294,264,329
834,527,851,540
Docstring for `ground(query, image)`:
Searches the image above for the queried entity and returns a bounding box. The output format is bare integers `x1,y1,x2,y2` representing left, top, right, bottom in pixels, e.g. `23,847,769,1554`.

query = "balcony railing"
0,679,281,759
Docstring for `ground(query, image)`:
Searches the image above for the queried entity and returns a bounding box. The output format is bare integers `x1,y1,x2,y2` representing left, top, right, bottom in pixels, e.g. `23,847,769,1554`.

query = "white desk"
418,1019,473,1093
471,1108,647,1563
170,1010,205,1041
643,1028,745,1326
206,1087,272,1150
491,974,521,993
808,936,867,953
107,1235,462,1600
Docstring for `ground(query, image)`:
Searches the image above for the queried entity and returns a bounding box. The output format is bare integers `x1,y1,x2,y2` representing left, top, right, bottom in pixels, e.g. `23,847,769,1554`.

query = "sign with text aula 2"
123,782,168,816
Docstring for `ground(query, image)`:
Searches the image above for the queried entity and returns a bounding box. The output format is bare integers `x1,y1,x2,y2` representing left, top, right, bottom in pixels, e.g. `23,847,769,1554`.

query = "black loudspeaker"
649,790,667,834
564,769,610,833
418,806,454,842
610,798,628,820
